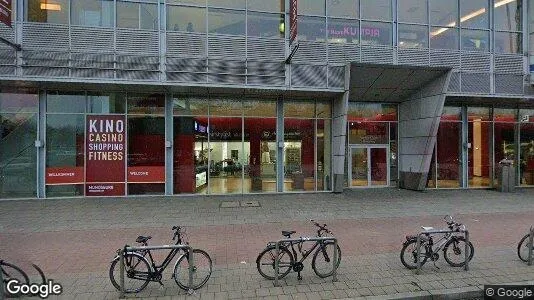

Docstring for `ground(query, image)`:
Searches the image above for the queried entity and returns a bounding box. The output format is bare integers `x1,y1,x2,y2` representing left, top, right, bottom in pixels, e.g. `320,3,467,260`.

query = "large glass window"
467,107,491,187
328,18,359,44
361,21,392,46
494,0,522,31
520,109,534,186
88,93,126,114
298,0,325,15
460,0,489,29
361,0,391,21
26,0,69,23
167,6,206,33
398,0,428,24
248,0,283,12
71,0,114,27
494,108,517,184
398,24,428,48
461,29,489,52
208,8,246,35
495,31,522,53
208,0,245,9
117,1,158,30
430,0,457,26
297,16,326,41
327,0,358,18
430,27,459,49
0,93,38,198
436,120,462,188
247,12,284,38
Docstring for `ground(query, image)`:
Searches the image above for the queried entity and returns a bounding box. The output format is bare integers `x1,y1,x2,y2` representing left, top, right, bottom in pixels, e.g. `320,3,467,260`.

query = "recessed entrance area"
350,146,389,187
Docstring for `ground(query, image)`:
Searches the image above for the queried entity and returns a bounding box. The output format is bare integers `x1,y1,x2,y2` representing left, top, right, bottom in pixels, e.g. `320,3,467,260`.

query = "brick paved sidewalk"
1,188,534,299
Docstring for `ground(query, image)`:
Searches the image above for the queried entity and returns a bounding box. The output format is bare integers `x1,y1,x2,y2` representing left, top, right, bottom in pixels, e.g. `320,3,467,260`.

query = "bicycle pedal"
158,281,165,287
297,272,302,280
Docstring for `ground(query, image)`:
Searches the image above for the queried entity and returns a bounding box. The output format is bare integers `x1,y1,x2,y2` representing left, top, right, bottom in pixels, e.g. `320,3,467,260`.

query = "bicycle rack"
118,244,194,298
415,229,470,275
527,226,534,266
273,236,339,287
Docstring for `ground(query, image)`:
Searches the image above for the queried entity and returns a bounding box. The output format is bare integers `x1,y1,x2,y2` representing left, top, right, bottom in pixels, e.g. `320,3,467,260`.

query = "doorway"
349,146,389,187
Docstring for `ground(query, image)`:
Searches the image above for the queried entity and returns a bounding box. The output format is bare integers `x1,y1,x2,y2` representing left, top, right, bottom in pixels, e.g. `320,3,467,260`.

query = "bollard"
1,262,5,299
464,230,469,271
187,247,195,295
333,239,338,282
274,241,280,287
415,233,422,275
529,227,534,266
119,249,125,298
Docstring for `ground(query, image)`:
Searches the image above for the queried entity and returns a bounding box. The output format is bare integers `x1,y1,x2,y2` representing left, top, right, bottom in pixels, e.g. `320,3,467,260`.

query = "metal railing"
528,227,534,266
415,229,470,275
118,244,194,298
273,236,339,287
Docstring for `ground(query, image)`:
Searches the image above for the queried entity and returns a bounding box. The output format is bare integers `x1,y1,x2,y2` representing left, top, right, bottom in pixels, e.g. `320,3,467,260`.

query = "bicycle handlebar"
310,219,332,235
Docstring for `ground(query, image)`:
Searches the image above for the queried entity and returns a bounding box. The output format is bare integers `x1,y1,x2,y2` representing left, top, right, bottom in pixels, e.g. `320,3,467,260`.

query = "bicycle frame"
136,238,186,280
285,239,328,265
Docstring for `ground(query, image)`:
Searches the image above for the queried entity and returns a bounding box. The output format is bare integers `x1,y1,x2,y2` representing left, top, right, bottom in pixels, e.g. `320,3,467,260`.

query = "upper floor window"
361,0,391,21
167,5,206,33
494,0,522,31
71,0,114,27
208,8,245,35
248,0,284,12
117,1,158,30
327,0,358,18
430,0,457,26
208,0,245,9
460,0,489,29
299,0,325,15
398,0,427,24
26,0,69,24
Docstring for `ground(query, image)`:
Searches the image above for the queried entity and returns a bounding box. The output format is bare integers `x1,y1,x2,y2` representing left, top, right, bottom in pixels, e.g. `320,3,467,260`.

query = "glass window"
317,119,331,190
348,122,389,144
208,0,245,9
398,24,428,48
299,0,325,15
468,107,491,121
460,0,489,29
327,18,359,44
436,121,462,188
316,100,332,118
284,118,315,191
208,8,246,35
461,29,489,52
243,99,276,117
88,93,125,114
127,94,165,115
430,0,457,26
494,108,517,122
71,0,114,27
520,123,534,186
167,0,205,5
284,100,315,118
361,0,391,21
0,93,38,113
248,0,284,12
398,0,428,24
327,0,358,18
430,27,459,50
348,103,397,121
441,106,461,120
247,12,284,38
360,21,392,46
494,122,516,170
520,109,534,122
47,93,86,113
26,0,69,24
173,97,209,116
494,0,522,31
244,117,277,193
297,16,326,41
167,5,206,33
209,98,242,116
495,31,522,53
117,2,158,30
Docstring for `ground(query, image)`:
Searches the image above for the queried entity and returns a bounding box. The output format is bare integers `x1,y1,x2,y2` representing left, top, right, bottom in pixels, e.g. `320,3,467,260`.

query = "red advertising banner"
86,115,126,196
0,0,11,28
127,166,165,183
289,0,298,45
46,167,84,184
86,183,125,197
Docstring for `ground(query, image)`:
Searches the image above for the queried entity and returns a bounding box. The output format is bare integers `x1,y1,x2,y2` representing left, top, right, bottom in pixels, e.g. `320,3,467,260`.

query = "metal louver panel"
166,57,207,73
246,61,285,86
71,27,114,52
293,41,327,63
71,52,114,69
208,35,245,59
398,48,430,66
328,66,345,89
167,72,207,83
117,70,159,81
495,74,524,95
22,50,69,67
247,75,284,86
0,49,15,66
494,54,523,74
430,50,460,68
461,52,491,72
23,67,69,77
291,64,327,88
0,23,15,41
167,32,206,58
71,68,114,79
208,59,246,75
461,73,490,93
448,72,461,92
328,43,360,64
208,74,245,84
0,66,14,75
116,29,159,55
361,46,393,64
247,37,285,61
117,55,159,71
22,23,69,50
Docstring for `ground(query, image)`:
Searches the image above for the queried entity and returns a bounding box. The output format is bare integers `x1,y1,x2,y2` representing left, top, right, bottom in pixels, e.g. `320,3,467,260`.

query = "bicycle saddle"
282,231,296,238
421,226,434,231
136,236,152,243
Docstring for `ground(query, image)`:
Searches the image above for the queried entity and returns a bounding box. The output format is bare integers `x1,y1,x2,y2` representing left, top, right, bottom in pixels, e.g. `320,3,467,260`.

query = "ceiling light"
40,3,62,11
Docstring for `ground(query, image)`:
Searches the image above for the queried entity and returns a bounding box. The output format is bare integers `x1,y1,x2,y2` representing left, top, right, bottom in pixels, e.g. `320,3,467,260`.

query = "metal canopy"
349,63,451,102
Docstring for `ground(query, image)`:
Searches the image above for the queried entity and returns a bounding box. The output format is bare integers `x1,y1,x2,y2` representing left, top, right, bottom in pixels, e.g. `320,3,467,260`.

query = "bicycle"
400,215,474,270
256,220,341,281
517,230,534,262
109,226,212,293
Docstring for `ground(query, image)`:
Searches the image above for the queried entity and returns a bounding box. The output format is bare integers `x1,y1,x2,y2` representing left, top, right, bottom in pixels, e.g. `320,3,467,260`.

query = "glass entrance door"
350,146,389,187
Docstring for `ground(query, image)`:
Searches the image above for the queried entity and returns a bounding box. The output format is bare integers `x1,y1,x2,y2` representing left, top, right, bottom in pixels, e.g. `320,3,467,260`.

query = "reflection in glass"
173,97,209,116
349,122,389,144
248,0,284,12
26,0,69,23
284,101,315,118
71,0,114,27
494,0,522,31
351,148,367,186
208,8,246,35
0,93,38,112
398,0,427,24
494,31,522,53
327,19,359,44
297,16,326,41
247,12,284,38
347,103,397,121
390,122,398,186
430,27,458,50
327,0,358,18
167,6,206,32
459,0,489,29
244,118,277,193
208,0,245,9
494,122,516,174
430,0,457,26
210,98,242,116
317,119,331,191
127,94,165,115
520,123,534,186
298,0,325,15
243,99,276,117
370,148,387,186
360,21,392,46
436,122,461,188
398,24,428,48
461,29,489,52
117,1,158,30
468,119,491,187
285,119,315,191
360,0,391,21
88,93,125,114
47,93,86,114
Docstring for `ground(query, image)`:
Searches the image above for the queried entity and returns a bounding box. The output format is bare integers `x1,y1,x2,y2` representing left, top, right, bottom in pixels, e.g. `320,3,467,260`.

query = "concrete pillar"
332,66,350,192
398,71,452,191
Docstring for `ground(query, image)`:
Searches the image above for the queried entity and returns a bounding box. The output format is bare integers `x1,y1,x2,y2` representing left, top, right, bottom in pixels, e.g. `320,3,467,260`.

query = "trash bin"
496,159,516,192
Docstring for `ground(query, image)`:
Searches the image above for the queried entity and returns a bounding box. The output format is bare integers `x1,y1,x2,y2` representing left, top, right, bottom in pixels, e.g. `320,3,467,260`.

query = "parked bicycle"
400,215,474,269
256,220,341,281
1,260,46,297
109,226,212,293
517,229,534,262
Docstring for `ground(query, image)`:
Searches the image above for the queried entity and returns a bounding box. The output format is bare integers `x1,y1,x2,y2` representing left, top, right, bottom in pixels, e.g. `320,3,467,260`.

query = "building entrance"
349,145,389,187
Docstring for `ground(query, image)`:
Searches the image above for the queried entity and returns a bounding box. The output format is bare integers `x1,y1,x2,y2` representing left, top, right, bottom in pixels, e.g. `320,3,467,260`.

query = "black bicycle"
256,220,341,280
109,226,212,293
1,260,46,298
518,231,534,262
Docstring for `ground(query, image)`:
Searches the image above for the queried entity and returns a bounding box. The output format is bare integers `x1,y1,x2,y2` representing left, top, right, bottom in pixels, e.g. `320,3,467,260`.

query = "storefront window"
128,94,165,115
360,21,392,46
436,121,462,188
494,0,522,31
47,92,86,113
495,31,522,53
430,0,457,26
520,109,534,186
360,0,391,21
460,0,489,29
117,1,158,30
467,107,491,187
398,24,428,48
245,117,277,193
347,103,397,121
494,108,517,184
284,118,315,192
461,29,489,52
317,118,332,191
247,12,284,38
349,122,388,144
327,0,358,18
210,98,242,116
298,16,326,41
173,97,209,116
26,0,69,24
71,0,114,27
298,0,325,15
430,27,459,50
88,93,125,114
327,19,359,44
398,0,427,24
0,93,38,198
208,8,246,35
167,5,206,33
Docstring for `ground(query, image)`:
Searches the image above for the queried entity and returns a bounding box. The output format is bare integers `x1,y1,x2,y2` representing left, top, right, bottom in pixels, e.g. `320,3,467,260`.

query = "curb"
345,287,483,299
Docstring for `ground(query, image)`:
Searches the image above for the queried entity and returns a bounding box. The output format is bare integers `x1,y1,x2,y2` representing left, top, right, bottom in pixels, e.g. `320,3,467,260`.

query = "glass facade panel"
459,0,489,29
0,93,38,112
360,0,391,21
284,101,315,118
328,18,359,44
247,12,284,38
26,0,69,23
88,93,125,114
350,147,367,186
430,27,459,49
461,29,490,52
248,0,283,12
208,0,245,9
468,119,491,187
468,107,491,121
298,16,326,41
208,8,246,35
316,100,332,119
167,0,205,5
327,0,358,18
398,0,427,24
494,0,522,31
127,94,165,115
298,0,325,15
360,21,392,45
494,122,516,168
71,0,114,27
210,98,242,116
436,121,461,188
244,118,277,193
520,123,534,186
348,122,389,144
47,92,86,114
398,24,428,48
284,118,315,191
317,119,332,191
429,0,457,26
347,103,397,121
174,97,209,116
495,31,522,53
167,5,206,32
370,147,387,186
243,99,276,117
494,108,517,122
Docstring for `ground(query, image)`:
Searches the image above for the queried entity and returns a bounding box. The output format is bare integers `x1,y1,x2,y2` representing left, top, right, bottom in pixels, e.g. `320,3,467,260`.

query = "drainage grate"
220,201,240,208
240,200,260,207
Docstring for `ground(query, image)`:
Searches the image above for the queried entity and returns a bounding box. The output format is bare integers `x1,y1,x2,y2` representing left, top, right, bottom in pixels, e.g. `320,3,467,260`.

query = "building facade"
0,0,533,199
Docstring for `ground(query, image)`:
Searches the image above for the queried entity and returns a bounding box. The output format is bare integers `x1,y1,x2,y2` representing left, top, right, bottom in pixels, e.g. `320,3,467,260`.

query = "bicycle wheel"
256,246,294,280
2,261,29,298
173,249,212,290
399,239,429,270
312,241,341,278
443,237,474,267
518,234,532,262
109,252,151,293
